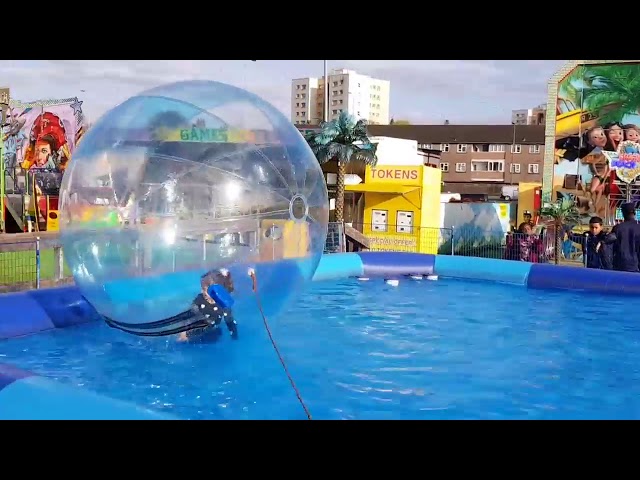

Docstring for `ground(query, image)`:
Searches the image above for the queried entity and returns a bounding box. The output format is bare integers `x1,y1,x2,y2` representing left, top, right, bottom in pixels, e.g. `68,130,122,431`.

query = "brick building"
366,124,545,197
299,124,545,198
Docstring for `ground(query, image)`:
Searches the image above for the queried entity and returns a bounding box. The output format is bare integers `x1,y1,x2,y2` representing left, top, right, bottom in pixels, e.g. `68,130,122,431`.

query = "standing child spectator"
566,216,615,269
516,222,543,263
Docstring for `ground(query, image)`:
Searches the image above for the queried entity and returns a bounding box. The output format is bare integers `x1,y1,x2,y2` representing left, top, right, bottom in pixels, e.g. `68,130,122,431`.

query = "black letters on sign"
370,168,419,180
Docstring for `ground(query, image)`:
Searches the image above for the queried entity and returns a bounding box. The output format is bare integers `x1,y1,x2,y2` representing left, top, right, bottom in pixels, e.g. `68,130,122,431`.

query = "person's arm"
601,232,617,244
566,230,586,246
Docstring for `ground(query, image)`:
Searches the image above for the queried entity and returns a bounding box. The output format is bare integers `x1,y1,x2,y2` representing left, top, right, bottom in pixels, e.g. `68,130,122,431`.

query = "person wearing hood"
610,202,640,272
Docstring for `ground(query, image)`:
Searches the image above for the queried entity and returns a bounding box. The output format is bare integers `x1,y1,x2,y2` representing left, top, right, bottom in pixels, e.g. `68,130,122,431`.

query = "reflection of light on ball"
59,80,329,335
224,181,242,202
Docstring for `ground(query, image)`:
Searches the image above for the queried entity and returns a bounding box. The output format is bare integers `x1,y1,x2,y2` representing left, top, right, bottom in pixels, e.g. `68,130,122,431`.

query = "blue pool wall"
3,251,640,420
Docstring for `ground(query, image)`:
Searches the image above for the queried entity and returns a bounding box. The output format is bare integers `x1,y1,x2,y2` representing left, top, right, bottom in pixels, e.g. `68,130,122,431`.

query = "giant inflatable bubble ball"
59,80,329,336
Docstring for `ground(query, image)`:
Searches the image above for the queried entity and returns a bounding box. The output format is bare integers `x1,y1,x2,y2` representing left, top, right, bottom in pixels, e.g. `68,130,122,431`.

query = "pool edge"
3,252,640,420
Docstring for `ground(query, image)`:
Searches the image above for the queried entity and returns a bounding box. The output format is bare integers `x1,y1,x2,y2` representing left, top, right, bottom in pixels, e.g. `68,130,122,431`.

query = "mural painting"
553,62,640,223
2,97,85,195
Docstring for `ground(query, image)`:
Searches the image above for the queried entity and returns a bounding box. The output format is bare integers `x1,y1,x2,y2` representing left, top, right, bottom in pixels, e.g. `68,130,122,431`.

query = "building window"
510,163,521,173
457,144,468,153
529,145,541,154
511,144,522,154
528,163,539,174
455,163,466,172
489,144,505,152
440,163,450,172
442,144,450,153
471,160,504,172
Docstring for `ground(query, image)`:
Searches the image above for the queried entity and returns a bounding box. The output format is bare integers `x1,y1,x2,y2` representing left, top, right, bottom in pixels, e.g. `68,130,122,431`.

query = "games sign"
603,140,640,184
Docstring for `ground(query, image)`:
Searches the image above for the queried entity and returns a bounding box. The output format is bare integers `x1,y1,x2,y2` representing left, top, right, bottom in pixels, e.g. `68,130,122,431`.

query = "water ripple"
2,277,640,419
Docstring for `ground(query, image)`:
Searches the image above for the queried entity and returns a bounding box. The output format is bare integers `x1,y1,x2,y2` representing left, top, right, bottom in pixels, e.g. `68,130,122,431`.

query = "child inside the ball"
177,268,239,343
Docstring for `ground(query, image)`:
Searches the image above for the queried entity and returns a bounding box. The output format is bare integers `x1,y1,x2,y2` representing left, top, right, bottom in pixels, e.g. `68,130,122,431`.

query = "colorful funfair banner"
2,97,85,174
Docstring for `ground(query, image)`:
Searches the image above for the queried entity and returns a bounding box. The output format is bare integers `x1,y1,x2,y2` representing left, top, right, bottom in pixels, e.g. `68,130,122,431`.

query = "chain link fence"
0,220,574,292
0,239,41,292
327,222,558,263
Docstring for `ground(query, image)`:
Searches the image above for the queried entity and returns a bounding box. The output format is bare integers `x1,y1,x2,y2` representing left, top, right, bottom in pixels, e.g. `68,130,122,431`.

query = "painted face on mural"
588,127,607,149
607,124,624,145
33,135,57,168
35,141,52,166
626,127,640,142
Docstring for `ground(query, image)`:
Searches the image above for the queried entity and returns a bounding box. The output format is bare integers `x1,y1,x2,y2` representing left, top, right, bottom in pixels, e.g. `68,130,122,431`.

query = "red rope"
250,270,312,420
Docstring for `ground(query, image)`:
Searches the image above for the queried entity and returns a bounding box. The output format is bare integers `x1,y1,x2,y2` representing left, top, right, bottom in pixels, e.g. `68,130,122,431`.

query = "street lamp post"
510,122,516,185
323,60,328,123
0,96,8,233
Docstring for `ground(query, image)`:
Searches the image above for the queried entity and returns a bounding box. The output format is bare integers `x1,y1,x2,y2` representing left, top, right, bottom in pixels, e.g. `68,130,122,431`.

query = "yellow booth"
258,219,310,262
345,165,442,254
516,182,542,227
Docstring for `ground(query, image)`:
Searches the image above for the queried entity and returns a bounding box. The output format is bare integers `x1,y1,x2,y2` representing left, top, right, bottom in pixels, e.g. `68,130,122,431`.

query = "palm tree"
581,63,640,124
539,198,582,265
305,111,378,223
559,66,597,109
149,111,189,141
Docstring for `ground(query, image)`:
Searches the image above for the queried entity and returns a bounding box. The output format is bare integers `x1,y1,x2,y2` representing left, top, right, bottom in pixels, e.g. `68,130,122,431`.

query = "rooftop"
298,124,546,145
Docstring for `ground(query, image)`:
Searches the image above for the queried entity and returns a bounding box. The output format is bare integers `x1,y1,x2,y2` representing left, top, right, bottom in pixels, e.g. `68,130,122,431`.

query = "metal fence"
0,239,41,292
328,222,561,264
0,220,581,292
324,222,344,254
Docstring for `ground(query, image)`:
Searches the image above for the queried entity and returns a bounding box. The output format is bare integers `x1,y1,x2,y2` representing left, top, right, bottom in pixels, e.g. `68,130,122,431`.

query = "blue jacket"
567,230,615,270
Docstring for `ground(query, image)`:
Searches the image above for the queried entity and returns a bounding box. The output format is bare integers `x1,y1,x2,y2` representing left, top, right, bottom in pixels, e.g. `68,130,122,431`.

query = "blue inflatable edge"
3,251,640,419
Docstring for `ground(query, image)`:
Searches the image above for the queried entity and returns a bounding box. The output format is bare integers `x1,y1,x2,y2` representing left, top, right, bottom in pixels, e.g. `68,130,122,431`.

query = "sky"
2,60,567,125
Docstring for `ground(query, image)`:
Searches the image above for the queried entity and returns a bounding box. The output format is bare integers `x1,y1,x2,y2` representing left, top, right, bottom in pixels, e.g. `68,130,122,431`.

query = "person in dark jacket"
566,216,615,269
610,202,640,272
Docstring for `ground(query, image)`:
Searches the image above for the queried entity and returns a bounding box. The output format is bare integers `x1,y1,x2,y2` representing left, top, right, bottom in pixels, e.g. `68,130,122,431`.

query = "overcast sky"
3,60,567,125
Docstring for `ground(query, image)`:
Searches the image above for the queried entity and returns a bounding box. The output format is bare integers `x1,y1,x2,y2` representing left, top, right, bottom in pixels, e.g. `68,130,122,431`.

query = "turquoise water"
2,277,640,419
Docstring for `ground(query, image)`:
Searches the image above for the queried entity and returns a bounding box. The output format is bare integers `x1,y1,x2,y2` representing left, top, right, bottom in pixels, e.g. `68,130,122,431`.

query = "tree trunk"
554,221,561,265
335,161,346,224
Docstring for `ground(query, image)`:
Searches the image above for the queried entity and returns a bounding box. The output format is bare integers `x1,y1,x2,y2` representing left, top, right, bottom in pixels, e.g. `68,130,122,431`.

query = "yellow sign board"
154,127,275,144
47,210,60,232
366,165,422,186
367,233,417,252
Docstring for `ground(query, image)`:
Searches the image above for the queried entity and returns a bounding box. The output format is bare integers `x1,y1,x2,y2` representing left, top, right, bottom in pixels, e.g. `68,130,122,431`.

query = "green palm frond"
581,64,640,123
539,198,581,225
305,111,378,166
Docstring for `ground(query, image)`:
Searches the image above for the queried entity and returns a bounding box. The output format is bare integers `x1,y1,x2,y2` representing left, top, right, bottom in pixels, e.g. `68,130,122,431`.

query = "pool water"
2,278,640,420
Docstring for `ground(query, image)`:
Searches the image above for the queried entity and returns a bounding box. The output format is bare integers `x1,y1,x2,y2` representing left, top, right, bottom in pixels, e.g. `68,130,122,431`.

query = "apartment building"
291,68,390,126
362,124,545,197
511,104,547,125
